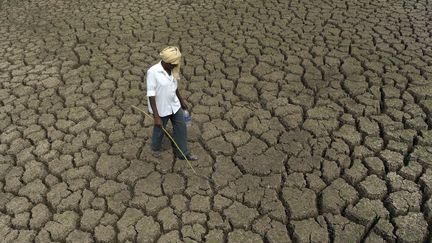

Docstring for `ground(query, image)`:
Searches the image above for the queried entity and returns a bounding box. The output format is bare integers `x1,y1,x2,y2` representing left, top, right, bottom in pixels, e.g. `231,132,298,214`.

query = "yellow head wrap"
160,46,182,80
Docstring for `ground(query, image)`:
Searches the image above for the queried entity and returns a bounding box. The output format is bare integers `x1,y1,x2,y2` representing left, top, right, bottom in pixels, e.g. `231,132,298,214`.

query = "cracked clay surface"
0,0,432,242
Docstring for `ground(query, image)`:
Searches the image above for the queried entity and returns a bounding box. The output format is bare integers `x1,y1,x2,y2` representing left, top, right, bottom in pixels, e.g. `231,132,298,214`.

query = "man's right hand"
154,116,163,127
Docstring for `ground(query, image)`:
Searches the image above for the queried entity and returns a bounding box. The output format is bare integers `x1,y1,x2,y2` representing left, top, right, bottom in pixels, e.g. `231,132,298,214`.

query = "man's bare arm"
176,89,188,110
149,96,162,127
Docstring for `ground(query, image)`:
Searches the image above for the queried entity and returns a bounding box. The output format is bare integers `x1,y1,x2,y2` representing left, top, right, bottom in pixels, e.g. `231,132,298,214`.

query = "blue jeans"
151,108,189,156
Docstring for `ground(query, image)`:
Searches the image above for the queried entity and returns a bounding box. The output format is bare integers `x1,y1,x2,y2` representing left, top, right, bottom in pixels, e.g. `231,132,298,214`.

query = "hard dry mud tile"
321,178,359,214
286,155,321,174
17,178,47,204
398,161,423,181
365,232,386,243
282,187,318,220
291,216,328,243
12,230,36,243
411,145,432,169
116,208,143,242
223,201,259,229
190,194,210,213
345,198,389,227
420,169,432,197
44,211,79,241
265,220,292,243
227,229,263,243
325,214,364,243
205,136,235,156
394,212,428,243
386,190,422,216
181,224,206,242
80,209,104,232
358,175,388,200
212,155,242,189
343,159,368,185
94,225,116,243
205,229,224,243
234,147,286,176
65,229,92,243
364,157,386,177
95,154,129,180
208,211,229,231
11,212,30,228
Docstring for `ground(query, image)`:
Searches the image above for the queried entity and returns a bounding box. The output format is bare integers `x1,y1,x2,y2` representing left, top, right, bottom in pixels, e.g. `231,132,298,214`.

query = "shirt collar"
155,61,173,77
155,61,165,72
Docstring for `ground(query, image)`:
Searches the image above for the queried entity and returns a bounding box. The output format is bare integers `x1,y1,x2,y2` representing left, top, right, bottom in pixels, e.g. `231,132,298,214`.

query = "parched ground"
1,0,432,242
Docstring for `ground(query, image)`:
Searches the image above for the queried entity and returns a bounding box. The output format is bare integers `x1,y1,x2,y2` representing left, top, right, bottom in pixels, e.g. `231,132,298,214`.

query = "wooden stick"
131,105,197,175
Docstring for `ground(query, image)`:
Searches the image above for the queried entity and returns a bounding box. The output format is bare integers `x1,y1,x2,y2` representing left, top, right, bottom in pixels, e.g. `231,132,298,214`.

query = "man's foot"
152,150,162,158
177,153,198,161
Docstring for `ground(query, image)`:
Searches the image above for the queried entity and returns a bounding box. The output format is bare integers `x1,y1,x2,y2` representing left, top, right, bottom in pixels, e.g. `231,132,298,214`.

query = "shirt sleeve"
146,70,156,97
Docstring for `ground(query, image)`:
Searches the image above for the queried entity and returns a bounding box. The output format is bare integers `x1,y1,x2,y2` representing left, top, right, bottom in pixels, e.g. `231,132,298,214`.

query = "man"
146,46,198,161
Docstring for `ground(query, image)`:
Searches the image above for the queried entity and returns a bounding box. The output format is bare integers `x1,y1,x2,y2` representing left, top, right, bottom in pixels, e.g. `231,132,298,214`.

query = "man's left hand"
181,104,188,110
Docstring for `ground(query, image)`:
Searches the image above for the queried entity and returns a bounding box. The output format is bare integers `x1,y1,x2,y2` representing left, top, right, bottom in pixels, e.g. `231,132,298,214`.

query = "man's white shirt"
146,61,181,117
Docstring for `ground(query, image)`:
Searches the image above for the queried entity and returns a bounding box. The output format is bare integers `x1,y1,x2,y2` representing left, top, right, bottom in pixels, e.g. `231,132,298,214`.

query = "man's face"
168,63,178,70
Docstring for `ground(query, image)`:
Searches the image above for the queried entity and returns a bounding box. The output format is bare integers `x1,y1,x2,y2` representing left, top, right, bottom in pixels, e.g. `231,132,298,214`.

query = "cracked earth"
1,0,432,242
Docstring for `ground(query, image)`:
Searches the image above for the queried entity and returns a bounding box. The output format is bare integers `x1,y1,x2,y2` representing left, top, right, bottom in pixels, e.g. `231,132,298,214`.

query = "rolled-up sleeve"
146,70,156,97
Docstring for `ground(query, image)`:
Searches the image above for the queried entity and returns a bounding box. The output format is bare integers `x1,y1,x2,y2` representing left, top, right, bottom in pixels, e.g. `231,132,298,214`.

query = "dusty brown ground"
1,0,432,242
